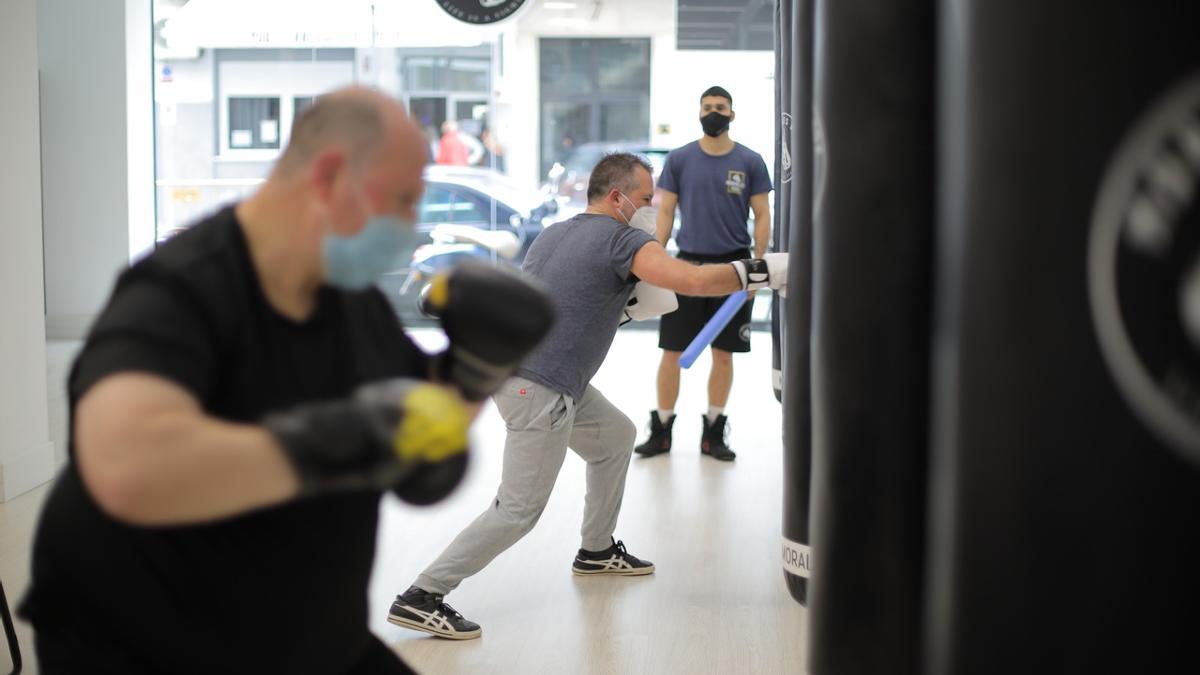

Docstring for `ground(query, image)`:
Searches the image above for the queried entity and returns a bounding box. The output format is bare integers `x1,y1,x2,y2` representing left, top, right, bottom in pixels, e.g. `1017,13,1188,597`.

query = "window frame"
214,51,355,162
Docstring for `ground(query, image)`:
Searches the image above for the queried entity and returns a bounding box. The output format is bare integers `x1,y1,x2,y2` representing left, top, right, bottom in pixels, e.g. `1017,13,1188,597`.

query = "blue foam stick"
680,291,751,369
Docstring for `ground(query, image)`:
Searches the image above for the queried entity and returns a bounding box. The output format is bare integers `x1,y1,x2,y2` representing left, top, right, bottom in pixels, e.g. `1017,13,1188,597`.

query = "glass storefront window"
293,95,316,119
419,187,455,224
539,40,593,98
402,56,489,92
596,39,651,91
446,58,489,92
149,0,774,325
403,57,438,90
600,100,648,141
538,38,652,176
228,97,280,149
677,0,775,50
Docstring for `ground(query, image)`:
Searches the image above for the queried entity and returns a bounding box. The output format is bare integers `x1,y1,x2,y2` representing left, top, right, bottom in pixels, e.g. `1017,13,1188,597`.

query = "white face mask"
628,206,658,235
618,193,657,235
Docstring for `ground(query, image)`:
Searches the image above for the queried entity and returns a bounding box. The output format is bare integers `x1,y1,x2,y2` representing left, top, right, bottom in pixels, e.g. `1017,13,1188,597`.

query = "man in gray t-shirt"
388,152,789,639
514,211,653,399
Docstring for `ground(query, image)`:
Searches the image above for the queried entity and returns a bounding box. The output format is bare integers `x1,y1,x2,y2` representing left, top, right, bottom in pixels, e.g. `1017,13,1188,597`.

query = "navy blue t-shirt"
658,141,772,255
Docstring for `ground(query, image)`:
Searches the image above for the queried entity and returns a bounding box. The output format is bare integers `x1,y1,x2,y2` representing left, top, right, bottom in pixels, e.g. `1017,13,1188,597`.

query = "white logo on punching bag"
782,538,811,578
1089,67,1200,468
813,109,828,216
781,112,793,184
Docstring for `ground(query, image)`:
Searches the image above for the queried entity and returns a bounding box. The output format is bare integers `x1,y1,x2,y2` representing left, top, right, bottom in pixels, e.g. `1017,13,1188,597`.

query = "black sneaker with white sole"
572,539,655,576
387,586,481,640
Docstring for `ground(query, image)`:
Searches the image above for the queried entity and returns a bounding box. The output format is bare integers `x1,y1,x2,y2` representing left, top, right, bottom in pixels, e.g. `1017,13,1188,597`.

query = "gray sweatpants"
414,376,637,596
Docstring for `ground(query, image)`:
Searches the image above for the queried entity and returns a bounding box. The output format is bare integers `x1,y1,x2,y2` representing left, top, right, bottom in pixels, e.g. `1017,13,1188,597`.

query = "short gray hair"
586,152,653,203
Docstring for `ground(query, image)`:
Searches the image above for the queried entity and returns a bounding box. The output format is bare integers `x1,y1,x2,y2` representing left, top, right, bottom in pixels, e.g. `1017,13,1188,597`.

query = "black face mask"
701,111,731,137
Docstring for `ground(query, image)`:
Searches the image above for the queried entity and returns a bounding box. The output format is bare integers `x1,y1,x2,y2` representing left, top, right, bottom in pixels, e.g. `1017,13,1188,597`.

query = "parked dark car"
544,141,671,222
378,165,556,322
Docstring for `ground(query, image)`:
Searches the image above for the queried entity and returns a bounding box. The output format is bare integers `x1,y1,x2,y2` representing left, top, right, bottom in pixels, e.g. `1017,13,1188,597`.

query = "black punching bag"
926,3,1200,673
806,1,937,674
770,0,791,407
777,0,816,605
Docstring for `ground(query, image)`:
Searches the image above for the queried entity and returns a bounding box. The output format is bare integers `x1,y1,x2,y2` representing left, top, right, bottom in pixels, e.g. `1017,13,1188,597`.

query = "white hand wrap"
731,252,788,291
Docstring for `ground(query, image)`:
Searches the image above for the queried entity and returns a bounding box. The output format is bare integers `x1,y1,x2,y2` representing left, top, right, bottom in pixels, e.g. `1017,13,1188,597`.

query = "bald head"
234,86,428,297
274,86,419,177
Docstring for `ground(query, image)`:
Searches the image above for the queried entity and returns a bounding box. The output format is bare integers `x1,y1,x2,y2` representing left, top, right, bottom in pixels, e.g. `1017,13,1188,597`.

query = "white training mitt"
620,281,679,325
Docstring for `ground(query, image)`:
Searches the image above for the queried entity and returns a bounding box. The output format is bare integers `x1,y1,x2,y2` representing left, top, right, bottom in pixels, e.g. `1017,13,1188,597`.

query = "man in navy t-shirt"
634,85,772,462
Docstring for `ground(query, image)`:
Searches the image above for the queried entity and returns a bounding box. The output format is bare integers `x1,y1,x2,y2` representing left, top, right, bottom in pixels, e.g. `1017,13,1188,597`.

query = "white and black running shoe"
572,539,655,576
387,586,481,640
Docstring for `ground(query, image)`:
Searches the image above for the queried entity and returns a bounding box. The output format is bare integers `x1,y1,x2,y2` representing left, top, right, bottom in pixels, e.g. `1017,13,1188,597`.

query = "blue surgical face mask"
322,213,418,291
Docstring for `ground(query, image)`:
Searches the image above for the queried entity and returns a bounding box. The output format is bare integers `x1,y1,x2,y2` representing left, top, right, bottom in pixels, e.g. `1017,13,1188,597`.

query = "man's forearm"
79,406,300,527
677,263,743,297
754,209,770,257
655,191,677,246
656,215,673,247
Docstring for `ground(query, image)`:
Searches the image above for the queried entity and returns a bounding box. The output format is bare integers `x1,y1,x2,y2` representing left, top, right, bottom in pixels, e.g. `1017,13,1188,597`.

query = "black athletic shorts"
658,249,754,354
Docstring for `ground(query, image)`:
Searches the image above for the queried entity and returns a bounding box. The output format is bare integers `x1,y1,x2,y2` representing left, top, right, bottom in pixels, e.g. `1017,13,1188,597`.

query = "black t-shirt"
20,206,428,674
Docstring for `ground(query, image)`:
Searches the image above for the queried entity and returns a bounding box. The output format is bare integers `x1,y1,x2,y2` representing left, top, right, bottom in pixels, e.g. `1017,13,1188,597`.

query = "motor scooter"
399,223,523,299
397,189,561,313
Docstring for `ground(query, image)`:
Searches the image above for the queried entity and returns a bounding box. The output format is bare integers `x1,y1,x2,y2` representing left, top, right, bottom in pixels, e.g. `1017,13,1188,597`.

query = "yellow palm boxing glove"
264,378,472,498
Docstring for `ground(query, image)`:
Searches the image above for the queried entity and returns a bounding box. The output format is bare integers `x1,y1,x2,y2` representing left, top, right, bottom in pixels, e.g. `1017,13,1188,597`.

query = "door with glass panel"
538,38,651,177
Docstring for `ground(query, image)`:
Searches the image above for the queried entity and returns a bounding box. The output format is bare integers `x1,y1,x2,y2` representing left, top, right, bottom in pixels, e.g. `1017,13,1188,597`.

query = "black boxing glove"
264,378,471,497
391,453,468,506
421,260,556,401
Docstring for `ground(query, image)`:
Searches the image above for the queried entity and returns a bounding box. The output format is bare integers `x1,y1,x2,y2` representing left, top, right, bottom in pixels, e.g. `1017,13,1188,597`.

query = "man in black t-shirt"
19,87,552,674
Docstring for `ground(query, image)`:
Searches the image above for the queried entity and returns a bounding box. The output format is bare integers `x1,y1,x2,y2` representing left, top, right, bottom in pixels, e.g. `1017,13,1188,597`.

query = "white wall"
127,0,155,263
155,48,216,106
0,0,56,500
502,0,776,187
652,49,777,172
39,0,155,339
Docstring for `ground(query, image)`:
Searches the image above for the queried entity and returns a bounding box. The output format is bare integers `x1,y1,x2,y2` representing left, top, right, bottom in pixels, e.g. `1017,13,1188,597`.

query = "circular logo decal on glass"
437,0,526,25
1089,68,1200,466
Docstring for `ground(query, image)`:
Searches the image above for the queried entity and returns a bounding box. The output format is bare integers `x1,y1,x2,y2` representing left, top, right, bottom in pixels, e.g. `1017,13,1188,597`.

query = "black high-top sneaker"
700,414,736,461
572,539,655,576
634,411,675,457
387,586,481,640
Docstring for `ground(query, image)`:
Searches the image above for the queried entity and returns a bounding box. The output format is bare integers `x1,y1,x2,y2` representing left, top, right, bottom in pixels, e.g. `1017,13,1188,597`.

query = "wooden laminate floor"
1,329,807,674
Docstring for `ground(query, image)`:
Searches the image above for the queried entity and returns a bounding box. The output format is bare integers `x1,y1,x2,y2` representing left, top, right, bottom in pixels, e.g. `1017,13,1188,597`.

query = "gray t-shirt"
516,213,655,400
